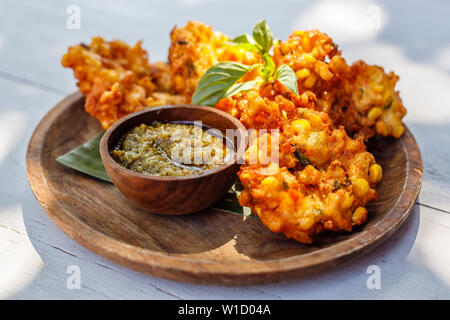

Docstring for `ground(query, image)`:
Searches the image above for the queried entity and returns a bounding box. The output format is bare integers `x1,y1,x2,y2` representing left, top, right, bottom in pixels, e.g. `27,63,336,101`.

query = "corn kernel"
392,124,405,138
261,176,279,188
302,37,312,52
296,68,310,79
353,178,370,197
307,113,322,127
265,162,280,175
376,120,389,136
239,172,250,181
300,92,309,105
352,207,368,225
292,119,311,133
371,84,384,93
341,193,355,209
302,53,315,64
369,164,383,184
367,107,383,122
107,69,119,81
280,43,290,55
303,73,317,88
318,65,333,81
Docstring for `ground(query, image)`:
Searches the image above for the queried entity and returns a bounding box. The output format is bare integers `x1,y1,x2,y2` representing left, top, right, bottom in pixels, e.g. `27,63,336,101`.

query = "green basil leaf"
253,19,273,53
232,33,253,44
56,133,112,183
224,80,259,98
192,61,254,106
226,33,262,53
274,64,299,96
261,53,276,81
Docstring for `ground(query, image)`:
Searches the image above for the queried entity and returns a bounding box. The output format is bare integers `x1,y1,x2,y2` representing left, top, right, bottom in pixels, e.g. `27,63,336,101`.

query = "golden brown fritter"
229,82,380,243
168,21,261,101
331,61,407,139
62,37,186,129
273,30,406,139
272,30,346,112
149,61,174,93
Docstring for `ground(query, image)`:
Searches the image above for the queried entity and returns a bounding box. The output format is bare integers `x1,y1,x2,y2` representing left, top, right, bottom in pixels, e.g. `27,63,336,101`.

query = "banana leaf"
56,133,111,183
211,180,255,217
56,134,255,216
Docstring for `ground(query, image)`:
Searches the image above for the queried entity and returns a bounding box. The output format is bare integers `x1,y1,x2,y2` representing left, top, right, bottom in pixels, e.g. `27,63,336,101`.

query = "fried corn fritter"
331,61,407,139
216,80,316,129
168,21,262,101
272,30,347,114
168,21,227,100
217,81,380,243
273,30,406,140
62,37,186,129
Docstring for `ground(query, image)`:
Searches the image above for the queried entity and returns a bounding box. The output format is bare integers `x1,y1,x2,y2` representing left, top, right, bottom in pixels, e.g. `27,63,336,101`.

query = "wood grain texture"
100,105,247,214
25,92,423,285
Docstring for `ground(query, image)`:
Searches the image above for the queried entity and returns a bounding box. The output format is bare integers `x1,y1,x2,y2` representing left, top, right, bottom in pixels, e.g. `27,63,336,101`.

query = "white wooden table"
1,0,449,299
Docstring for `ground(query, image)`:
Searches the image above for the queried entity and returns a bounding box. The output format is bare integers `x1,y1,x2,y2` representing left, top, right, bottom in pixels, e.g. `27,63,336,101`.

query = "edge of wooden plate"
26,92,423,285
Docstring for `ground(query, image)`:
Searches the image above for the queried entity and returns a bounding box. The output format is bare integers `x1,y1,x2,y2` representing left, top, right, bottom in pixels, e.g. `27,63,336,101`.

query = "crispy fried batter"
272,30,345,112
168,21,261,101
273,30,406,139
216,80,316,129
62,37,186,129
231,82,378,243
331,61,407,139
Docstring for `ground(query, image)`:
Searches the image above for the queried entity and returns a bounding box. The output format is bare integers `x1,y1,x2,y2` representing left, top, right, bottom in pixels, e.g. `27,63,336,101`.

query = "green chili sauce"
111,122,232,176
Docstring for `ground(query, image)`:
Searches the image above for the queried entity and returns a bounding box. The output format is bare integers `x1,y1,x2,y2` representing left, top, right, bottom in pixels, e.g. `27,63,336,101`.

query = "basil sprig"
252,19,273,53
193,19,299,107
261,53,276,81
227,19,273,55
260,54,298,95
227,33,261,53
274,64,299,95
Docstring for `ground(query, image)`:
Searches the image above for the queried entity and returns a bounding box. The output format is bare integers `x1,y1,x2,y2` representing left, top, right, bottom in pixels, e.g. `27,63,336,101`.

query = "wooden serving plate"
26,92,423,285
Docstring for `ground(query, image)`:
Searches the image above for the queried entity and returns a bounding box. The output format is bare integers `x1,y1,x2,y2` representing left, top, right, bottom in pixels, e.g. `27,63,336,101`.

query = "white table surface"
1,0,449,299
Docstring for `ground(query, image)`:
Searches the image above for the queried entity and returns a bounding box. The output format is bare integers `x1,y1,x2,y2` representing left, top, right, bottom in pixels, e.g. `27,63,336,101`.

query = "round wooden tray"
26,92,423,285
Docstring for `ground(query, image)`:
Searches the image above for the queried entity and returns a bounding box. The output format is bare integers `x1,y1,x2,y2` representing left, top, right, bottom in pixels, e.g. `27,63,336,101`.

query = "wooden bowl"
99,105,248,215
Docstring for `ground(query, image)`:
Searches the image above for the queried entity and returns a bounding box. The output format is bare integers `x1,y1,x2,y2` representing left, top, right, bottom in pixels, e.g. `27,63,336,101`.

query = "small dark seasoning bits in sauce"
111,122,233,176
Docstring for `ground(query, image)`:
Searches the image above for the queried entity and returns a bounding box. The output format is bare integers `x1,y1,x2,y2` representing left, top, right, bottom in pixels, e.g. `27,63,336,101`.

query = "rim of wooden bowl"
100,104,248,182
